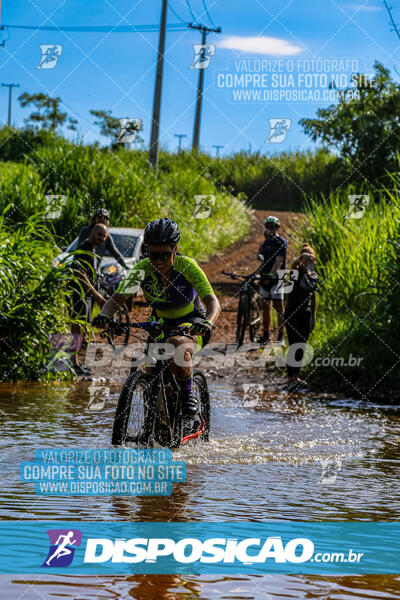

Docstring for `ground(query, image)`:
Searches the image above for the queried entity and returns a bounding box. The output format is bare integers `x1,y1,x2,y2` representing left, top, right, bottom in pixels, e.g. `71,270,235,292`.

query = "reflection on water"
0,379,399,599
4,574,400,600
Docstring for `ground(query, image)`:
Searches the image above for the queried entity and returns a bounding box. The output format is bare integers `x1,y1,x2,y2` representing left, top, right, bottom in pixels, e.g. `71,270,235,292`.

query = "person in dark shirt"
77,208,128,270
284,243,318,391
70,223,108,375
257,215,287,344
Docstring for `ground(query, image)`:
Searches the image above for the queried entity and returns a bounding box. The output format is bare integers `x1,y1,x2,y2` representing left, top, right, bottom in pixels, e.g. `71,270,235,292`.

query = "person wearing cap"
284,244,318,391
257,215,287,344
77,208,128,270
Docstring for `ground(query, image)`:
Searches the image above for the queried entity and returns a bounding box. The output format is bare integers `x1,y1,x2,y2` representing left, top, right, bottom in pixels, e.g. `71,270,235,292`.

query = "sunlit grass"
301,187,400,380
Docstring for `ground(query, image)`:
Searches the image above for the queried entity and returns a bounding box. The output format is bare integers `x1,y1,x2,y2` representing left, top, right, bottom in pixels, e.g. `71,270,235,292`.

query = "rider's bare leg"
262,298,272,335
272,298,284,339
166,335,198,416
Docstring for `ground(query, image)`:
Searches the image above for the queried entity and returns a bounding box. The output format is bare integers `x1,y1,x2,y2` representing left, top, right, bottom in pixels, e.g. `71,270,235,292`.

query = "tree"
67,117,78,132
90,109,120,143
90,109,145,148
300,62,400,182
18,92,68,131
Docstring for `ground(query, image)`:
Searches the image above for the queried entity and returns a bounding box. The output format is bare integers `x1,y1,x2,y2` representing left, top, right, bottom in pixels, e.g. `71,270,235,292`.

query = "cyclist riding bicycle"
92,218,221,417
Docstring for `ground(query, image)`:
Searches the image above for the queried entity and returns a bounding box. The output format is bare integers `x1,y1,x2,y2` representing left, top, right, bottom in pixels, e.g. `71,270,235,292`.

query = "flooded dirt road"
0,377,399,599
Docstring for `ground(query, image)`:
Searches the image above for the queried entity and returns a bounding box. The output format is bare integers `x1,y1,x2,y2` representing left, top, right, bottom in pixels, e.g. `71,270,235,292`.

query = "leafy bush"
0,207,75,380
301,188,400,380
0,126,65,162
0,137,252,260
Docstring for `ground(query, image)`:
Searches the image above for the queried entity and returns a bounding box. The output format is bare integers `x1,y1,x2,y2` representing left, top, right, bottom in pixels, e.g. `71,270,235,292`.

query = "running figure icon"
42,529,82,568
46,531,77,565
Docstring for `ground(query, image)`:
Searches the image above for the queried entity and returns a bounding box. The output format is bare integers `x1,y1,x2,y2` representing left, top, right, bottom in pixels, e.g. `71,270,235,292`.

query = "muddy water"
0,379,399,599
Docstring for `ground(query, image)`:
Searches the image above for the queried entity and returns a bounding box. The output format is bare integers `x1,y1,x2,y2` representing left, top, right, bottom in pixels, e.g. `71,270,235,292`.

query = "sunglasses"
148,249,174,261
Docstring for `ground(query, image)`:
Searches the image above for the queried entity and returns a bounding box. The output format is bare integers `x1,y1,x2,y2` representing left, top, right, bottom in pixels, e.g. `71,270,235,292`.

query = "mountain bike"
97,271,130,348
222,270,262,346
110,321,210,449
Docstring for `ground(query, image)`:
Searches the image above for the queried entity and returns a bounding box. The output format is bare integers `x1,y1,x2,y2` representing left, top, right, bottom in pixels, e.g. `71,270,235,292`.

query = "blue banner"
0,522,398,574
20,449,186,496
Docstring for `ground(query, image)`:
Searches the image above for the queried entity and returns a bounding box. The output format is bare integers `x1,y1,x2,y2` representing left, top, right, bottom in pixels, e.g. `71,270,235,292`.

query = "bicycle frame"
223,270,262,344
109,320,195,447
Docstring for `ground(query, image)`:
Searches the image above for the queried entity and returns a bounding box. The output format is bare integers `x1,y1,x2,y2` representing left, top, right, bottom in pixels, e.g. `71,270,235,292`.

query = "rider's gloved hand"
92,313,110,328
190,319,213,336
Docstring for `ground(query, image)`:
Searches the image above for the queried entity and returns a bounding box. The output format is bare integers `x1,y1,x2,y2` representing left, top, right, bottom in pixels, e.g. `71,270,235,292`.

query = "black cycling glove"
92,314,110,327
190,319,213,336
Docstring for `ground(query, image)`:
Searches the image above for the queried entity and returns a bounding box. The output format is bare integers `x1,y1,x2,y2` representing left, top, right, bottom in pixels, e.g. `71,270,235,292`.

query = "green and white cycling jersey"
116,255,214,320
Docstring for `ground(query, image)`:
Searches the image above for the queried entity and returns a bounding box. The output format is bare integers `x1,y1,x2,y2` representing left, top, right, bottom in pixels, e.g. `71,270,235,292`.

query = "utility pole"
149,0,168,168
213,144,223,157
1,83,20,126
190,23,221,153
174,133,187,152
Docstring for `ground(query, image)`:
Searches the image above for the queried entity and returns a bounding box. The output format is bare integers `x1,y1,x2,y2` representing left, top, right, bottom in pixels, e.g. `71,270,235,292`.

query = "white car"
52,227,145,276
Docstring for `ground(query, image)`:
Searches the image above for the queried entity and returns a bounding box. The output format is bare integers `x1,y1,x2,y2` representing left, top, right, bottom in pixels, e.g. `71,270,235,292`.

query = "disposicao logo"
83,536,314,564
42,529,82,567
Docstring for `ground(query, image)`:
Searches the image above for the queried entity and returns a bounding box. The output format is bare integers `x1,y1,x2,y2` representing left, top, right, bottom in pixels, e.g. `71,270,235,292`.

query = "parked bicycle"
96,270,130,348
222,270,262,346
110,320,210,449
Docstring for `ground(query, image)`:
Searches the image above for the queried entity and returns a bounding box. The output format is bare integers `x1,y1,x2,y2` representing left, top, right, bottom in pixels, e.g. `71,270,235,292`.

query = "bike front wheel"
111,371,154,446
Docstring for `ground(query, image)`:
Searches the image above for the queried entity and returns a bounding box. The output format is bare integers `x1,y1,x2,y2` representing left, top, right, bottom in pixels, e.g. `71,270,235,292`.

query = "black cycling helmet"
93,208,110,220
144,218,180,247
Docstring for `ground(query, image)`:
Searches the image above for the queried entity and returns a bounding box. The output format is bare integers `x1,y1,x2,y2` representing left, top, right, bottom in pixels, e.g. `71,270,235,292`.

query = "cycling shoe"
182,392,198,417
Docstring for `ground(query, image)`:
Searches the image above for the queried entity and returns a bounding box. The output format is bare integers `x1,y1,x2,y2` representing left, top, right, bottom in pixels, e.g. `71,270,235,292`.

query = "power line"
2,23,187,32
168,2,189,24
201,0,216,27
383,0,400,41
185,0,199,24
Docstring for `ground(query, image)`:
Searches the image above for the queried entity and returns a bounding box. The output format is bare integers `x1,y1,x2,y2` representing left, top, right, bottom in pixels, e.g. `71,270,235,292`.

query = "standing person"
284,244,318,391
258,215,287,344
77,208,128,270
70,223,108,375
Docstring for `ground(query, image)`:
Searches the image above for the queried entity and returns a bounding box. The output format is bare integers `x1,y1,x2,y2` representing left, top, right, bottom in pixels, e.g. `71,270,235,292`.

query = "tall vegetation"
301,187,400,383
0,208,75,380
0,137,252,261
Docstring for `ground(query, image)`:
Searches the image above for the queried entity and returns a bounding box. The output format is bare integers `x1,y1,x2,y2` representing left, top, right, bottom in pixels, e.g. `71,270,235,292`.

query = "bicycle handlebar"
107,320,194,338
222,270,260,281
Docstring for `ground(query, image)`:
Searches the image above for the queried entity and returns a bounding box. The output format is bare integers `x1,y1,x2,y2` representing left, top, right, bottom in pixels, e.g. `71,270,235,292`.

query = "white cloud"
217,35,303,56
349,3,381,10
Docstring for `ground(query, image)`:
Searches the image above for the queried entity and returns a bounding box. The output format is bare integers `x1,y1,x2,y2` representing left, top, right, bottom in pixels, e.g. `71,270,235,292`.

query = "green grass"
0,134,252,261
0,129,253,380
0,207,78,380
300,188,400,383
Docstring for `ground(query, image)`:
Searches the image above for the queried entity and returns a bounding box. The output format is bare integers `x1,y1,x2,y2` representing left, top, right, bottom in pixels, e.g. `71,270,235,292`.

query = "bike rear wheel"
111,371,154,446
236,296,249,346
107,306,130,348
249,295,262,342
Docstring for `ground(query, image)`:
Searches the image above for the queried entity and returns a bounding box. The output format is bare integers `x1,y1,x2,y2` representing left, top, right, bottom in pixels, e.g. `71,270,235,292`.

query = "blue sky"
0,0,399,155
